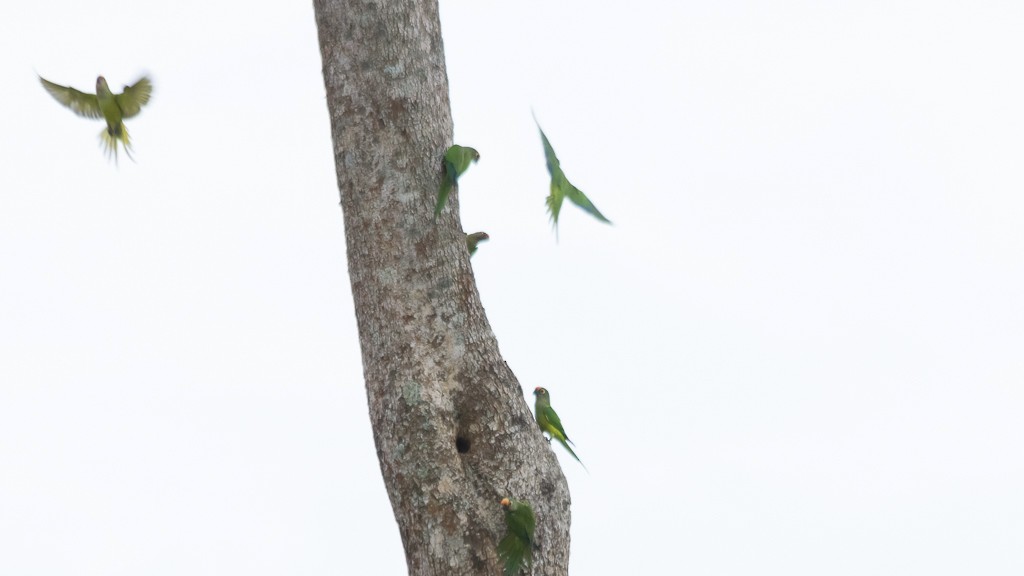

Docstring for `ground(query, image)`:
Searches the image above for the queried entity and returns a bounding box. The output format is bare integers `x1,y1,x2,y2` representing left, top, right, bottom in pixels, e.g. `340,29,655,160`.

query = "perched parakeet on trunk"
536,121,611,233
40,75,153,163
533,387,583,466
466,231,489,256
435,144,480,219
498,497,535,576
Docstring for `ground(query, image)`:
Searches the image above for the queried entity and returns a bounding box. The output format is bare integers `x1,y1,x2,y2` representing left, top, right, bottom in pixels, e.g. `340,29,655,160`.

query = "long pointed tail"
99,125,133,165
557,437,586,470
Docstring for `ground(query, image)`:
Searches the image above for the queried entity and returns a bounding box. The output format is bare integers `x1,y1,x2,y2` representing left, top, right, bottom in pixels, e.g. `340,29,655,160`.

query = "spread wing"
537,121,611,227
115,76,153,119
39,76,102,119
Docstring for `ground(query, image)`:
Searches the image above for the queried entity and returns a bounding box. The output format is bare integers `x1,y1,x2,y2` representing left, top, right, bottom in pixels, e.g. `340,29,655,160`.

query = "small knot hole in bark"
455,435,471,453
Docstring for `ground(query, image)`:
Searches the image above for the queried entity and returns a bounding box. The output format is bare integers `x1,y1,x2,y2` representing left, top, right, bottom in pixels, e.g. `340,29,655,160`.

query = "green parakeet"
466,231,489,256
533,387,583,466
536,122,611,233
435,145,480,219
40,75,153,163
498,497,535,576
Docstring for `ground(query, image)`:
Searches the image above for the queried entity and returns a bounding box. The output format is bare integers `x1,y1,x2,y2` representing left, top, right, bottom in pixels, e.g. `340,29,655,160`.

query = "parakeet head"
533,387,548,398
500,497,511,509
96,76,108,91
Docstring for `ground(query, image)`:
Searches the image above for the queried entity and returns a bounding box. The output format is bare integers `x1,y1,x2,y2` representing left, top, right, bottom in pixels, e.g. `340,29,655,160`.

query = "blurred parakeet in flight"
536,121,611,233
466,231,489,256
498,497,535,576
435,144,479,219
533,387,583,466
40,75,153,163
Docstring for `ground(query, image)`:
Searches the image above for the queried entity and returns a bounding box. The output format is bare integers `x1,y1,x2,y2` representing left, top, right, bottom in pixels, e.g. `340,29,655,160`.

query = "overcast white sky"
2,1,1023,574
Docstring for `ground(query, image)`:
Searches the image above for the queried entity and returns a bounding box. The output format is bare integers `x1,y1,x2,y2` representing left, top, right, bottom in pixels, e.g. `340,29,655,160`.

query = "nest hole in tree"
455,435,471,454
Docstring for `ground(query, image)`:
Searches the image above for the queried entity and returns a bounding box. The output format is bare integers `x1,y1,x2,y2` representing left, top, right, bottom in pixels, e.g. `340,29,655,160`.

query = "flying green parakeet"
435,144,480,219
536,121,611,233
40,75,153,163
533,387,583,466
466,231,489,256
498,497,535,576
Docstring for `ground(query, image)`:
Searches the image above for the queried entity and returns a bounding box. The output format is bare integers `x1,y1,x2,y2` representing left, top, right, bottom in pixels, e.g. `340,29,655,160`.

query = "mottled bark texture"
312,1,572,574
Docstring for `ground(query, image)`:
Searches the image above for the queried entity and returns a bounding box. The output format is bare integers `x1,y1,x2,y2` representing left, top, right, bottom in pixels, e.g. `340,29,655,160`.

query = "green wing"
537,123,611,228
434,145,479,219
564,183,609,222
507,501,535,541
498,500,535,576
434,159,456,219
539,405,584,466
540,405,571,444
497,532,530,576
115,76,153,118
39,77,102,119
538,128,565,225
445,145,479,175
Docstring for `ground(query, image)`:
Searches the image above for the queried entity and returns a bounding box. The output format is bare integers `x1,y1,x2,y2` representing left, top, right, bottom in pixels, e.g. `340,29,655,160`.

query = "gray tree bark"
312,1,572,575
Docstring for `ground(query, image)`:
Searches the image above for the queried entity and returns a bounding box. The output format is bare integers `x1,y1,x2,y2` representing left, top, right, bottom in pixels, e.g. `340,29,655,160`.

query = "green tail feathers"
497,533,531,576
99,125,132,164
555,436,582,465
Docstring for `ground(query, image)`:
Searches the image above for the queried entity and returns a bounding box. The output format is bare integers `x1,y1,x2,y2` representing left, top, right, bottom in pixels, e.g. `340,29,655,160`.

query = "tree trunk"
312,1,572,574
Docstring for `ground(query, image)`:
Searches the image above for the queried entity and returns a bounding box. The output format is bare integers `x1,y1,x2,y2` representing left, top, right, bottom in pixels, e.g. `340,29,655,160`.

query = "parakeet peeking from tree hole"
466,231,489,256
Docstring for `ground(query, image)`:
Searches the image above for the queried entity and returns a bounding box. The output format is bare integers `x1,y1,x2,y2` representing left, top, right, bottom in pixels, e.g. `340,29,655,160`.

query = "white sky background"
2,1,1023,574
